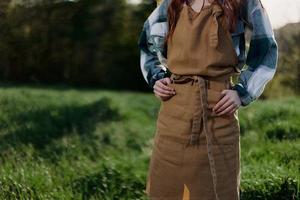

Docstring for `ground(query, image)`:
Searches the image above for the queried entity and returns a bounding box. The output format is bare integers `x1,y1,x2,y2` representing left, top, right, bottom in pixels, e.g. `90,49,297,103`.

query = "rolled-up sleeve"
232,0,279,106
137,0,171,89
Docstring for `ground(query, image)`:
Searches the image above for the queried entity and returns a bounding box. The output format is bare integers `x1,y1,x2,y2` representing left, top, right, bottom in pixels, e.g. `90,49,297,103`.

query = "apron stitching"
210,4,223,48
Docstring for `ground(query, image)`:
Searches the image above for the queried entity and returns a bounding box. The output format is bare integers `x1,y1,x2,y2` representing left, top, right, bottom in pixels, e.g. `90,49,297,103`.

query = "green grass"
0,85,299,199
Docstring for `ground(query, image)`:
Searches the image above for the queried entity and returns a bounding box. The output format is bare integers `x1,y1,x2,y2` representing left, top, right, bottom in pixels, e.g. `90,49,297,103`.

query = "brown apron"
145,2,241,200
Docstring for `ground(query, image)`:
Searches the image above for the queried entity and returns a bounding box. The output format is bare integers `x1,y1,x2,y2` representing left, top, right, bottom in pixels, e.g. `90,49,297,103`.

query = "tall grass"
0,85,299,199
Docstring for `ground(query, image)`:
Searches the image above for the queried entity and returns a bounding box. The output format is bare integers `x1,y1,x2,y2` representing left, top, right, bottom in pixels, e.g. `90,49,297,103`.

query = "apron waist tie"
170,74,220,200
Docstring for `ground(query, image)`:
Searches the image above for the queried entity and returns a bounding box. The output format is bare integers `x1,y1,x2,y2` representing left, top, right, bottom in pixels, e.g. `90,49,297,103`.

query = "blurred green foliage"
0,0,299,97
0,1,299,199
0,86,299,199
0,0,157,90
263,23,300,98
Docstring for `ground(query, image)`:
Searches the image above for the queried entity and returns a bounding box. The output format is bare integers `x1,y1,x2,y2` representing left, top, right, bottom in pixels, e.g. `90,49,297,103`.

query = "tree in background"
0,0,155,90
0,0,299,97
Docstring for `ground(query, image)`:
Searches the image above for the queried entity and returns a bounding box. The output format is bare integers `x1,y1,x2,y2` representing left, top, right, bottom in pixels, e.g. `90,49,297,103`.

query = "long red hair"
165,0,243,47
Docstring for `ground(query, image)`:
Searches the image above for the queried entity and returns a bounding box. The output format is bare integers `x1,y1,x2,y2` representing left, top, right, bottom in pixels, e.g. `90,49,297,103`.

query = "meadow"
0,84,299,199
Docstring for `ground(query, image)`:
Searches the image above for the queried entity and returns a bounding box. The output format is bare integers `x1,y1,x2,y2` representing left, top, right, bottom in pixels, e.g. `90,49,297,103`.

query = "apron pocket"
209,113,240,145
207,88,222,109
206,80,232,111
159,103,192,121
158,82,194,122
154,134,184,166
156,110,192,137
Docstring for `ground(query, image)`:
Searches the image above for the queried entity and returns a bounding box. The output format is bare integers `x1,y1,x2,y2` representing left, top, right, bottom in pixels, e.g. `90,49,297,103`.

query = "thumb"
162,77,172,85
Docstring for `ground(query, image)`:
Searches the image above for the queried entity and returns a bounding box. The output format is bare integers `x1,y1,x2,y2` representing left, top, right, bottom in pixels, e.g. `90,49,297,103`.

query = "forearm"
232,0,279,106
138,0,171,89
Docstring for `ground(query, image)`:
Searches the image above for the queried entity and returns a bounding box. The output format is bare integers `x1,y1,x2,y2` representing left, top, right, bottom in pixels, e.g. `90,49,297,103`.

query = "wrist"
231,83,253,107
148,69,170,89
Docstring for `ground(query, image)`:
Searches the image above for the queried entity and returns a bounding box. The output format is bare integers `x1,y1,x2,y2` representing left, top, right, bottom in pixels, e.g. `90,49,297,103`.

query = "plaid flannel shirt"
137,0,278,107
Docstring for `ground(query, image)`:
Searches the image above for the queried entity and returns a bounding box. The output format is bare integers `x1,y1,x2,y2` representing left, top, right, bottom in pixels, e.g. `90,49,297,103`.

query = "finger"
213,92,229,112
161,77,172,86
154,84,175,95
216,104,236,116
155,90,173,98
220,89,228,96
154,88,173,97
214,97,234,114
158,79,172,88
157,79,174,92
232,104,239,113
217,105,235,116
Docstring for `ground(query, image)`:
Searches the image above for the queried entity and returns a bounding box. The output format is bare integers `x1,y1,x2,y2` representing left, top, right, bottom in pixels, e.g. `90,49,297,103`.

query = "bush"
241,176,299,200
265,121,300,141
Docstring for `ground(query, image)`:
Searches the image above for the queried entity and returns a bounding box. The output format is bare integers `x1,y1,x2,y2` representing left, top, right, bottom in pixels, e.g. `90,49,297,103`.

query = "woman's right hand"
153,77,176,101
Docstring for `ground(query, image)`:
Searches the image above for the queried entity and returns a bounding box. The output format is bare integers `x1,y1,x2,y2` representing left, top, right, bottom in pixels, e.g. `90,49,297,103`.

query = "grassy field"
0,84,299,200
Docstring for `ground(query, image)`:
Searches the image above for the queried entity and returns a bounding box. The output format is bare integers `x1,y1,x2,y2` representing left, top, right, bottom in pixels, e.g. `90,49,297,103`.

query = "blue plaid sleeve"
232,0,279,106
137,0,171,89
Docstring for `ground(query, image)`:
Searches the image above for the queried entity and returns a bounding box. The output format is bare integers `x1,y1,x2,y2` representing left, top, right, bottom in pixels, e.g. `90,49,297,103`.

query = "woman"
138,0,278,199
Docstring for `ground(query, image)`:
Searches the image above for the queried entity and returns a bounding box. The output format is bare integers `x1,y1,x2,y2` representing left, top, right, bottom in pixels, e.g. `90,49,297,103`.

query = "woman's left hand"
212,89,241,116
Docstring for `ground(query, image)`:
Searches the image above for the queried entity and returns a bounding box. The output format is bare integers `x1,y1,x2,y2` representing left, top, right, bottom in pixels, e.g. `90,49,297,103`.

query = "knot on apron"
210,3,223,48
170,73,221,200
